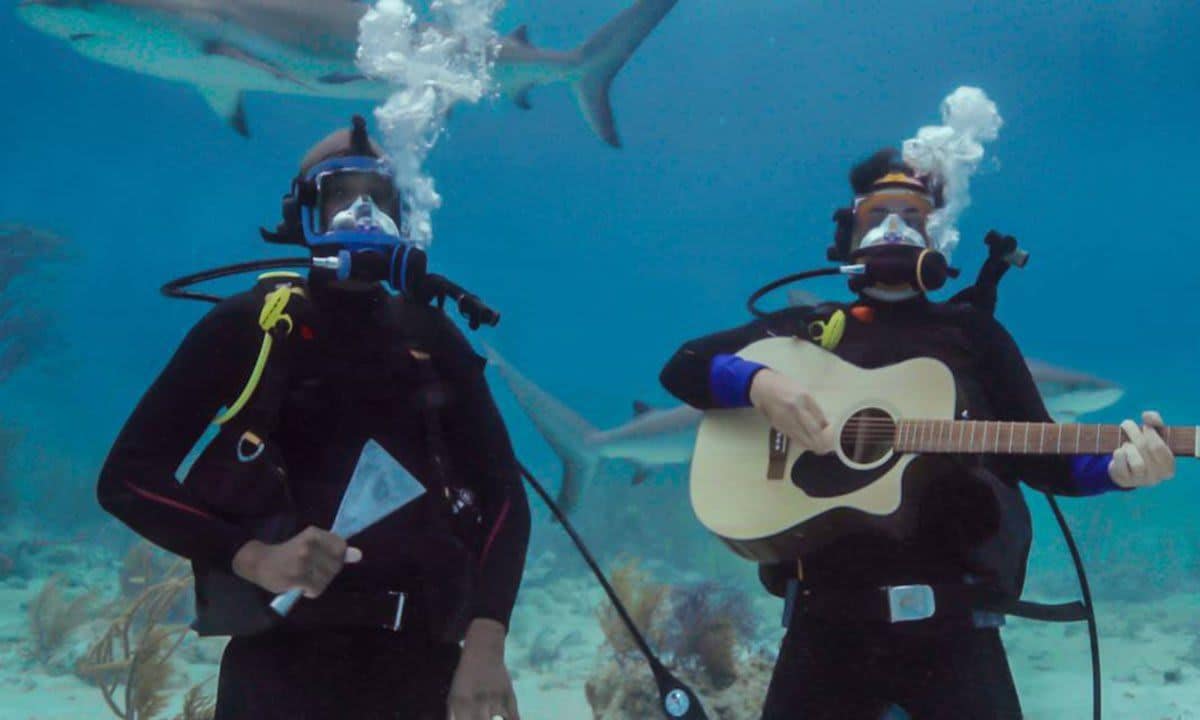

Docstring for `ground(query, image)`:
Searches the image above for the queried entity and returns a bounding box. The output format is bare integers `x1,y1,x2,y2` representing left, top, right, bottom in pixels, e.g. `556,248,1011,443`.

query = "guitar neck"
895,420,1199,457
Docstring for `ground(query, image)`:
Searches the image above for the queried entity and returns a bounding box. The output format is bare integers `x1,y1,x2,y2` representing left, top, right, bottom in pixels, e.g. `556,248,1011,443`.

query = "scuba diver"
658,148,1175,719
97,116,530,720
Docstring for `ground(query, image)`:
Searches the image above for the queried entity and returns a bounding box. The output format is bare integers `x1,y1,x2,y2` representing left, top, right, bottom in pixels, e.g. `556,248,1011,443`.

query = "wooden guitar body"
690,337,957,563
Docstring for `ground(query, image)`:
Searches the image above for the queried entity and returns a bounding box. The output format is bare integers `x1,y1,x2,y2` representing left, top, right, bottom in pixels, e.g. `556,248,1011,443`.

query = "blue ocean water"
2,1,1199,718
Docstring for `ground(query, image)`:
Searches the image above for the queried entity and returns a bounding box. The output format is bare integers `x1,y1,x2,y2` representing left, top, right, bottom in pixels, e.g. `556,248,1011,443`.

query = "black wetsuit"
98,279,530,720
660,295,1103,720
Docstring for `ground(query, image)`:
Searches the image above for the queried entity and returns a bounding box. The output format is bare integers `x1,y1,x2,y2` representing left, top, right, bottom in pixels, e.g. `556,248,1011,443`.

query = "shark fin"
507,24,530,46
633,401,652,416
573,69,619,148
482,344,600,514
202,40,309,89
513,86,533,110
572,0,679,148
558,455,598,514
197,86,249,137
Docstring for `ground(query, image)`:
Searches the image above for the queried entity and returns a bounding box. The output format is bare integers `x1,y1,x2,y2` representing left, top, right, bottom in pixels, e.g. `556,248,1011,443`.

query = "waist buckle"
885,584,936,623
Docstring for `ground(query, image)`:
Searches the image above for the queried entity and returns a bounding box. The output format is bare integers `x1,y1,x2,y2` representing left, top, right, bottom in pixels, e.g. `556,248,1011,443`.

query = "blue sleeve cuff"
1071,454,1127,495
710,354,767,408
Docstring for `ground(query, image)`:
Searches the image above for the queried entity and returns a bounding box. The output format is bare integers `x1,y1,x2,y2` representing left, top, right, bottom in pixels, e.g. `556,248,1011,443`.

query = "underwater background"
2,0,1200,718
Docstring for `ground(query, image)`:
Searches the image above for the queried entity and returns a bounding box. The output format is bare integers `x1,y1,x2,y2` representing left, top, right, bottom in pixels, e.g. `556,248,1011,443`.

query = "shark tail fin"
572,0,678,147
198,86,249,137
558,454,599,516
482,344,600,514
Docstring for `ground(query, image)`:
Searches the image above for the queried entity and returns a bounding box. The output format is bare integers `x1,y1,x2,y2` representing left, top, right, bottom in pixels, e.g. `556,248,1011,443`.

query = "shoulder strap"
213,274,308,427
408,349,483,528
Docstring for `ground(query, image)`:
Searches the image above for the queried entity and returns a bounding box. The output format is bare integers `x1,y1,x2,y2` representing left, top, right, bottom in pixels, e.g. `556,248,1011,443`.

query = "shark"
14,0,680,147
1023,359,1125,421
483,346,1125,513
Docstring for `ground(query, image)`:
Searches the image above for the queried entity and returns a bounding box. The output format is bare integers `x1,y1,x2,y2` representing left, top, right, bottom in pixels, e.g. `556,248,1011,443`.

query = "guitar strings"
821,419,1132,448
793,416,1181,452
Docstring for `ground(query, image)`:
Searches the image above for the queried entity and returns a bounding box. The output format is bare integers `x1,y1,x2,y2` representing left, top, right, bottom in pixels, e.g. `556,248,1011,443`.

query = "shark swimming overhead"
15,0,679,146
484,347,1125,514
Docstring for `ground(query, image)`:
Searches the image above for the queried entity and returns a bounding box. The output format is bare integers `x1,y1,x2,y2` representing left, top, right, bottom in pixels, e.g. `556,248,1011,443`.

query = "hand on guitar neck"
748,369,837,455
1110,411,1175,489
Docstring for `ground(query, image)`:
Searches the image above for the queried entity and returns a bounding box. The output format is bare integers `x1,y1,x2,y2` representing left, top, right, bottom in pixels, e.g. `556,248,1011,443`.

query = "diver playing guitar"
689,337,1179,563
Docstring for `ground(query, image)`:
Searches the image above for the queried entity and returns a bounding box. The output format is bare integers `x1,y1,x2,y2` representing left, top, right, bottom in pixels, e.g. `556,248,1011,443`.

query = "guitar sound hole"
840,408,895,465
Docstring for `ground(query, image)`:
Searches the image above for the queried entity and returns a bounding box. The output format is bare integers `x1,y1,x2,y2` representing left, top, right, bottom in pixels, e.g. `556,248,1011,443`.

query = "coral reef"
0,223,68,285
26,575,98,668
119,542,193,624
0,223,69,515
121,543,163,601
597,556,668,657
664,580,757,689
587,558,771,719
75,555,213,720
0,223,68,383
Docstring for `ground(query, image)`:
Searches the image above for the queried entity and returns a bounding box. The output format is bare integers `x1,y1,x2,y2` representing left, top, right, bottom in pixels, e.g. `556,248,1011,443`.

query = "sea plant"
174,684,216,720
75,556,210,719
27,574,98,667
597,555,668,657
663,580,757,689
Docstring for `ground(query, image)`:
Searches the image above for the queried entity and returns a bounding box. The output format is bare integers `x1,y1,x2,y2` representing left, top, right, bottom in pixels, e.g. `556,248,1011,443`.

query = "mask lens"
854,192,930,231
851,191,931,251
316,170,398,232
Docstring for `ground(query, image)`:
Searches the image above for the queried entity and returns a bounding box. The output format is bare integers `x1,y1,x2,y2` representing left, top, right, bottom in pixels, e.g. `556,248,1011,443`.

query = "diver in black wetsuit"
98,117,530,720
659,149,1175,720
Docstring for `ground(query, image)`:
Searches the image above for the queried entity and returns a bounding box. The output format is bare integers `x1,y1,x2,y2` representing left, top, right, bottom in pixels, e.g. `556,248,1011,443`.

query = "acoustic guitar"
689,337,1194,563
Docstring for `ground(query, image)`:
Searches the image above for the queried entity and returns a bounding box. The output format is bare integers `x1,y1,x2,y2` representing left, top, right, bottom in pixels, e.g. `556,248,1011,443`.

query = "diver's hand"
232,527,363,598
1109,411,1175,488
448,619,520,720
748,369,836,454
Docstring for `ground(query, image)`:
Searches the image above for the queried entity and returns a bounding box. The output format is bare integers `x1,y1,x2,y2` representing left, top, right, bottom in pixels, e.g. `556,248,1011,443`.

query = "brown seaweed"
76,557,197,719
27,575,97,666
175,683,216,720
664,580,756,689
597,555,667,657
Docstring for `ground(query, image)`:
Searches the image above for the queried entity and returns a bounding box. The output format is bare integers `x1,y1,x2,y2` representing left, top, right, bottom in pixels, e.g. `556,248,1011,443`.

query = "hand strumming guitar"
748,369,837,455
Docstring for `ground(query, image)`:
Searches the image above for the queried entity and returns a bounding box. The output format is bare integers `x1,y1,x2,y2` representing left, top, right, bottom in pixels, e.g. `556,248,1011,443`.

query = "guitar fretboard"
894,420,1197,456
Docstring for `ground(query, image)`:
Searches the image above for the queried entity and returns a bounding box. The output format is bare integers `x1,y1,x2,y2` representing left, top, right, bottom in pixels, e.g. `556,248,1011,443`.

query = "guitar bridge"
768,428,789,480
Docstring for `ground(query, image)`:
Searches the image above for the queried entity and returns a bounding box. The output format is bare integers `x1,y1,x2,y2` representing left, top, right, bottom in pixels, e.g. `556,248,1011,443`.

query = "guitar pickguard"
792,451,902,498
